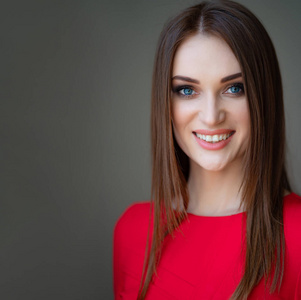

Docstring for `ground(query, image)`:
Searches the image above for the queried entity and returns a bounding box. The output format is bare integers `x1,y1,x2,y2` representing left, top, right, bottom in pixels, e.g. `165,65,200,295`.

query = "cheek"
236,102,251,140
171,101,197,155
242,105,250,130
171,101,195,132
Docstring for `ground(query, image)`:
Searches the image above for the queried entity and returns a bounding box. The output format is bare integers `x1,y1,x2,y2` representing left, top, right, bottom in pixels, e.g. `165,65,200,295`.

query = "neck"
187,159,245,216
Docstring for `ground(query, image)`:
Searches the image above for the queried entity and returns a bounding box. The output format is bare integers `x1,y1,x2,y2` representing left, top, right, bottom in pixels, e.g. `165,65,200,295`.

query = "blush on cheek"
172,101,197,128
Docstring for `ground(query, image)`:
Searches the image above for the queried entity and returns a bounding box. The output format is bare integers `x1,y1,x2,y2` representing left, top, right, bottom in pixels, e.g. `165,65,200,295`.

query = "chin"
197,160,228,172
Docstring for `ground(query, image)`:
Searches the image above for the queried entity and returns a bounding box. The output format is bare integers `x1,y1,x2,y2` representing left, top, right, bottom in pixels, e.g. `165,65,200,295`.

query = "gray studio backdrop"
2,0,300,299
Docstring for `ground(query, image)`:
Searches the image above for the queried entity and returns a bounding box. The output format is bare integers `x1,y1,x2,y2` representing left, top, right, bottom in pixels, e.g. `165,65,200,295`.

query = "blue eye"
225,83,244,95
172,86,197,98
230,86,240,93
181,88,194,95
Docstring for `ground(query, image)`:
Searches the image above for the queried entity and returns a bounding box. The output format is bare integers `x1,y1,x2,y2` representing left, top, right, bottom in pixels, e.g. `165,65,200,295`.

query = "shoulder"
114,202,151,233
283,192,301,230
117,201,151,222
113,202,151,296
283,193,301,260
114,202,152,251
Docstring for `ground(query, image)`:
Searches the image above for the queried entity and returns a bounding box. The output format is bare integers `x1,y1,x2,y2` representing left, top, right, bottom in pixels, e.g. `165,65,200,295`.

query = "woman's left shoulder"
282,193,301,297
283,192,301,254
283,192,301,225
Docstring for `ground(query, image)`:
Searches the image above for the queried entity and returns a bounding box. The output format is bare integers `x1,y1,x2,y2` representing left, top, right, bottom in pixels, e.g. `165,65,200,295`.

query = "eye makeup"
172,82,245,99
223,82,245,96
172,85,199,99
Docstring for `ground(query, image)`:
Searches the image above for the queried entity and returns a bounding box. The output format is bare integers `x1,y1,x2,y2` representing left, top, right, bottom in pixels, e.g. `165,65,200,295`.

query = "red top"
113,193,301,299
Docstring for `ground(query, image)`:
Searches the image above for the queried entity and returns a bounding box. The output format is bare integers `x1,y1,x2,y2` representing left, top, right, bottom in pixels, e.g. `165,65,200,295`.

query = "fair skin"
171,33,250,216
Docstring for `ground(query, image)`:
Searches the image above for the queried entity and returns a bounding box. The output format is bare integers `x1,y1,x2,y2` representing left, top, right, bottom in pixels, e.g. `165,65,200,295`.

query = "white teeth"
212,135,219,142
195,132,233,143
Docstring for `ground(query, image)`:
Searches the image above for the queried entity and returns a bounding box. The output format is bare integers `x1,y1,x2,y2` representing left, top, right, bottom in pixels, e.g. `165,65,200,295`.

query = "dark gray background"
1,0,300,299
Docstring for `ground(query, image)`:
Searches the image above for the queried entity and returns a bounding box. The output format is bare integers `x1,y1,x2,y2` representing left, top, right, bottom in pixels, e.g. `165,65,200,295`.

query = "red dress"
113,193,301,299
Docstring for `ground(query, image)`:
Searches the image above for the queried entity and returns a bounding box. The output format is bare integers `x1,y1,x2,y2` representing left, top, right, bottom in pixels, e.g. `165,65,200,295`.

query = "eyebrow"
172,72,242,84
172,75,200,84
220,72,242,83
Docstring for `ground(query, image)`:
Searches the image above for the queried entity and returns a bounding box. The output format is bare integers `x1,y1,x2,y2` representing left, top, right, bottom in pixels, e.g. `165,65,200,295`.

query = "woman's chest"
146,219,245,299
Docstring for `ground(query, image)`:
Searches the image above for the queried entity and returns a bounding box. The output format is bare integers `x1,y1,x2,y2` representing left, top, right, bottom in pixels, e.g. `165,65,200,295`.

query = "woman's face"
171,33,250,172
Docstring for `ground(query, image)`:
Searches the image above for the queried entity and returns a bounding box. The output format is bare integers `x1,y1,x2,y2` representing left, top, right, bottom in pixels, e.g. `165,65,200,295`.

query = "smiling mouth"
194,132,235,143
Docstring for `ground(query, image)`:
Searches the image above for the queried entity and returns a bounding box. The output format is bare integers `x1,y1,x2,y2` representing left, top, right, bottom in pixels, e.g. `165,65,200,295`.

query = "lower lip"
194,133,235,150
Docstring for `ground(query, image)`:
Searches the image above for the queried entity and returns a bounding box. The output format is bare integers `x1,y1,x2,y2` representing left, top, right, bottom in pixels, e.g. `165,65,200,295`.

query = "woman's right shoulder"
115,201,151,228
114,202,152,247
113,202,152,296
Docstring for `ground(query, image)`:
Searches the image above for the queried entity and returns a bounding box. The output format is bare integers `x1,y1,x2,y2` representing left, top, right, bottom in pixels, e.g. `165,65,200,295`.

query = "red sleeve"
113,202,151,299
284,193,301,298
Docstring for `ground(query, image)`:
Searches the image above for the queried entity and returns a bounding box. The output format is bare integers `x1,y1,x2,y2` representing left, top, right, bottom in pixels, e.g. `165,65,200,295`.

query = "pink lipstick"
193,129,235,150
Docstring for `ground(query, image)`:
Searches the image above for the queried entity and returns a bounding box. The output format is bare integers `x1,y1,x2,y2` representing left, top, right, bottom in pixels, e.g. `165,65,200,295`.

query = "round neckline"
187,210,246,219
186,192,293,219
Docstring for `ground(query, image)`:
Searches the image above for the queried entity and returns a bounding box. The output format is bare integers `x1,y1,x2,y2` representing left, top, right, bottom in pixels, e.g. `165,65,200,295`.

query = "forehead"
172,33,241,80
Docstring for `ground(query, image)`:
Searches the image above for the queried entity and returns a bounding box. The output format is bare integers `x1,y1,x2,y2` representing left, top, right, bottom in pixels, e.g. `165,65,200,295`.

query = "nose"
199,93,225,127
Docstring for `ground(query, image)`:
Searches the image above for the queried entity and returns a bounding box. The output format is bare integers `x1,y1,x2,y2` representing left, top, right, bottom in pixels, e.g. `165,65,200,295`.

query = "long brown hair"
139,1,291,299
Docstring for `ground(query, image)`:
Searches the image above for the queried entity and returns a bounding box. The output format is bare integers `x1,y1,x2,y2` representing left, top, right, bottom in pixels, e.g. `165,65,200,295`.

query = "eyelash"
172,85,197,99
224,83,244,95
172,83,245,99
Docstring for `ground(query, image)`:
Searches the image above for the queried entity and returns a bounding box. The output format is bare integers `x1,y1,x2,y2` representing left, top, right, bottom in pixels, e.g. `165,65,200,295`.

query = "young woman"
114,1,301,299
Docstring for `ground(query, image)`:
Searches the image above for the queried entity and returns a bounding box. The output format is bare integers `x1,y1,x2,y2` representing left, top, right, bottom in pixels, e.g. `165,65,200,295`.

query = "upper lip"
193,129,235,135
